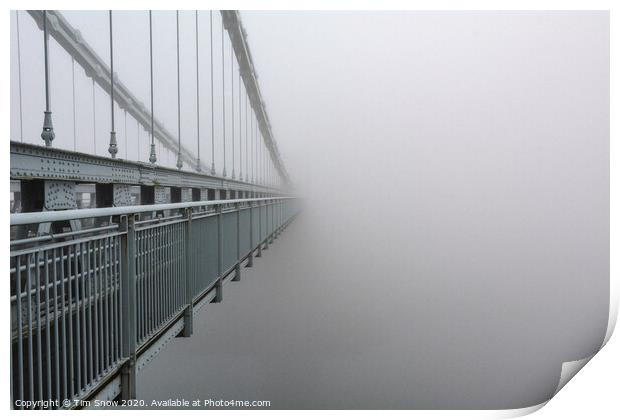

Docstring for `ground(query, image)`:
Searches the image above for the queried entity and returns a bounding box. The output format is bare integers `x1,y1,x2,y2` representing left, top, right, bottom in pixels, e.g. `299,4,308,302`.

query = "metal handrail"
10,196,296,226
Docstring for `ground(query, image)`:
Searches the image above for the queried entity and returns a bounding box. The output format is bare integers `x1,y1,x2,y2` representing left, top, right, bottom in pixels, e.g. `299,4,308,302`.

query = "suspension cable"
72,58,76,151
124,109,128,159
210,11,215,175
108,10,118,158
195,10,201,171
257,117,260,185
41,10,55,147
15,11,24,142
245,84,249,182
239,72,243,181
231,39,235,179
250,109,254,184
255,113,258,184
149,10,157,164
92,79,97,154
137,119,141,161
221,16,227,177
176,10,183,170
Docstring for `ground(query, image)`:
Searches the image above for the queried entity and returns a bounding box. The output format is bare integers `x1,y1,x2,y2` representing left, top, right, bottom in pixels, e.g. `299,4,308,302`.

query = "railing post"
247,200,254,267
180,208,193,337
213,204,223,302
276,199,281,236
233,202,241,281
256,199,263,257
264,199,270,250
119,214,136,401
269,199,275,243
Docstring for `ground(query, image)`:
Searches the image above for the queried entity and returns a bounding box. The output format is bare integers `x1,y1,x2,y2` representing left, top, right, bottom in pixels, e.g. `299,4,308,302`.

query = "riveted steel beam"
11,141,284,195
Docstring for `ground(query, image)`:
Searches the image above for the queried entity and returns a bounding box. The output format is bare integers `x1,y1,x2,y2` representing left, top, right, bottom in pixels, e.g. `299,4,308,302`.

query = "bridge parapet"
9,196,300,408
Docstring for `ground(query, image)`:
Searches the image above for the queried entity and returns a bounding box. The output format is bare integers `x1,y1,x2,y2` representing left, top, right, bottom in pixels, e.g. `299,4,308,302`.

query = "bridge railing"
9,196,299,408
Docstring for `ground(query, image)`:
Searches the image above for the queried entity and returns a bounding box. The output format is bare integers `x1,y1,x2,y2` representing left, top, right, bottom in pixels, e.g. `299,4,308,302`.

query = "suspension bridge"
9,10,299,408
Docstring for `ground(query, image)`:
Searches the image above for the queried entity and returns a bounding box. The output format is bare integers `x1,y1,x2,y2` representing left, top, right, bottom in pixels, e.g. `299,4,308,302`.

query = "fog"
11,10,609,409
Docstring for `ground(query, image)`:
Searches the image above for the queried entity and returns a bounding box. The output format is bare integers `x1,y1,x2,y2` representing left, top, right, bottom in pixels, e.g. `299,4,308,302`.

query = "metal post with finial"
108,10,118,158
176,10,183,170
41,11,55,147
149,11,157,164
195,10,201,172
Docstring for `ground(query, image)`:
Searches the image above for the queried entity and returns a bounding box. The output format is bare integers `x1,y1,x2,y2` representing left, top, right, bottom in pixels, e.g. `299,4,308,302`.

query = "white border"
1,1,616,418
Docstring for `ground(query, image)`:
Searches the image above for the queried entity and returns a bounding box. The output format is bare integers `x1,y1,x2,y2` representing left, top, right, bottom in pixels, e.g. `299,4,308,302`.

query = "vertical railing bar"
97,238,104,373
15,255,24,407
162,224,165,321
106,237,111,367
108,236,114,366
119,234,123,362
52,248,60,403
157,226,162,326
181,221,185,310
151,229,157,331
172,224,175,312
103,237,109,369
86,241,93,387
141,232,146,341
110,238,116,366
175,223,179,313
149,229,154,332
141,232,145,341
113,235,118,364
97,239,103,376
79,242,87,391
35,250,43,403
93,240,99,380
165,225,170,320
140,232,145,341
136,233,141,342
98,239,105,372
151,228,156,335
99,239,104,374
26,253,34,404
165,224,170,318
175,225,179,314
150,229,153,330
175,223,179,314
71,245,79,393
116,235,122,364
162,225,174,322
138,233,143,342
177,222,181,313
176,222,180,313
65,246,74,399
147,230,152,337
44,250,52,401
141,232,146,340
180,222,184,311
